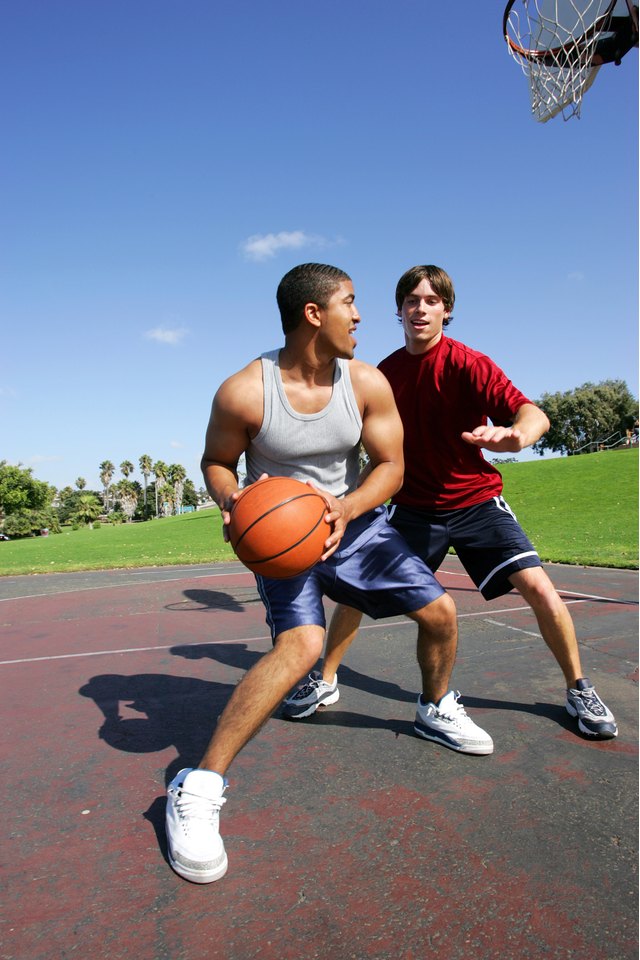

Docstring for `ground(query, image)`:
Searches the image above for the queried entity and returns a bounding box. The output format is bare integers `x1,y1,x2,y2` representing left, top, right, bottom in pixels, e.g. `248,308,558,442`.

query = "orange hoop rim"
503,0,618,63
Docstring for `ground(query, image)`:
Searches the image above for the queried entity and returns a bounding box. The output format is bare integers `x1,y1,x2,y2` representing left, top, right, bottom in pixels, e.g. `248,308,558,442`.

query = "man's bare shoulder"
347,358,394,393
215,357,263,415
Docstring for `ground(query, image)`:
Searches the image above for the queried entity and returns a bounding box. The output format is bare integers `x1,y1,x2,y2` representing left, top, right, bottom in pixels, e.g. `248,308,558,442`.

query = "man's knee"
411,592,456,634
274,626,324,672
512,567,564,613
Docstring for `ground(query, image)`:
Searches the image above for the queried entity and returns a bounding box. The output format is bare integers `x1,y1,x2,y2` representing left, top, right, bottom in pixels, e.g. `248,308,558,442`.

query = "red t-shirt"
378,336,531,509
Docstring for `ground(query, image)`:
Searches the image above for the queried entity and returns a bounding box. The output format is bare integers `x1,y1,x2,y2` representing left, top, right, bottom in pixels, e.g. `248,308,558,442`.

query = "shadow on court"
0,559,637,960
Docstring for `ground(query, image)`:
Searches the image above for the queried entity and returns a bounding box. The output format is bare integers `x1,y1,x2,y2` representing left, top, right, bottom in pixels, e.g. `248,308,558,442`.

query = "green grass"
499,448,638,568
0,510,236,576
0,449,637,576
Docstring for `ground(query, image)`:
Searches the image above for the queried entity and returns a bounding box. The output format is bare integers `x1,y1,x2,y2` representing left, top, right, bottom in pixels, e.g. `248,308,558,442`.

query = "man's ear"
304,301,322,328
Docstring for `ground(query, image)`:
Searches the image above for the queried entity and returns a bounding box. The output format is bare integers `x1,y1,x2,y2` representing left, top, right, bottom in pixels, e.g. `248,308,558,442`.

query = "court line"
0,572,634,608
484,618,542,639
0,569,252,603
0,635,272,666
0,599,593,666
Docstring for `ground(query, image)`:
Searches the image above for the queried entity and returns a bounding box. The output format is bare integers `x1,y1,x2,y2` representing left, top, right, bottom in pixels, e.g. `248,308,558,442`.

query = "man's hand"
461,404,549,454
220,473,269,542
461,425,527,453
306,481,354,561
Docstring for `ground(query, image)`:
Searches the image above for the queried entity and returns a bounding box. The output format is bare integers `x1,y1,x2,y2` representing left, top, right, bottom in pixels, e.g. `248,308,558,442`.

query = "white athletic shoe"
414,690,494,755
166,768,228,883
282,670,340,719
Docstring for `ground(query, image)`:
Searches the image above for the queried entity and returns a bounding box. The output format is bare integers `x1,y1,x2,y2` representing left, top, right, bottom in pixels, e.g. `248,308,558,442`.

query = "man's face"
318,280,361,359
399,279,450,355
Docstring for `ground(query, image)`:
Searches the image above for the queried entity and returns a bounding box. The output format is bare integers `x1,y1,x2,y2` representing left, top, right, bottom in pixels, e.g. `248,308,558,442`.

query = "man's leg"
199,625,325,773
166,625,324,883
509,566,617,739
409,593,493,755
323,603,363,683
324,586,456,705
281,605,362,718
508,567,582,685
410,592,458,704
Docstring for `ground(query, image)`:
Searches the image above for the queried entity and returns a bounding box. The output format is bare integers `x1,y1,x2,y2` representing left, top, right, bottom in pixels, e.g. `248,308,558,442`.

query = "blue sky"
2,0,638,492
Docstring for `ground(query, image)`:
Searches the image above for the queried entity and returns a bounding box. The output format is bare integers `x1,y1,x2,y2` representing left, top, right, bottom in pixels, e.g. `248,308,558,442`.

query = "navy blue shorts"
256,507,445,640
387,497,541,601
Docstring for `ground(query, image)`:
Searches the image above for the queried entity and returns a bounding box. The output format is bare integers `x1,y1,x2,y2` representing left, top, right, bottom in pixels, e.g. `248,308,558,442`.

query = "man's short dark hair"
395,265,455,325
277,263,351,335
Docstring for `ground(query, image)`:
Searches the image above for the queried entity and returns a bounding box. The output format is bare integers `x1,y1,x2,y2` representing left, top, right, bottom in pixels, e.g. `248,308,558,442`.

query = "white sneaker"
282,670,340,719
414,690,494,755
166,768,228,883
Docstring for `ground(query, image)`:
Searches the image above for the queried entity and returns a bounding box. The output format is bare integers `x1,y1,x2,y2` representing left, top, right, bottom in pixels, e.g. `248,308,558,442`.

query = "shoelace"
292,674,322,700
175,788,226,822
435,693,468,726
577,688,606,717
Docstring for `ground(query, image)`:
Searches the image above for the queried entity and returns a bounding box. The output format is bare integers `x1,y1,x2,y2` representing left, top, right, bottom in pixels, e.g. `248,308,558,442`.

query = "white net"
505,0,617,121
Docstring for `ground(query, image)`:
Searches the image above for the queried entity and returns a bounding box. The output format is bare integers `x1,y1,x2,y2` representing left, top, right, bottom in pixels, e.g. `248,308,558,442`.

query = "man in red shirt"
283,264,618,745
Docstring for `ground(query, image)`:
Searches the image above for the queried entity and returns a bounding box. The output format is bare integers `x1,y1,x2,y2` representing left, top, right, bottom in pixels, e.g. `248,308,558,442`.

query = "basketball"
228,476,331,578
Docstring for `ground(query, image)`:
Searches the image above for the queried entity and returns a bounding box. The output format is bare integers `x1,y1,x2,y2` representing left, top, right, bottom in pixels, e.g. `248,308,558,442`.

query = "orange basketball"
228,476,331,578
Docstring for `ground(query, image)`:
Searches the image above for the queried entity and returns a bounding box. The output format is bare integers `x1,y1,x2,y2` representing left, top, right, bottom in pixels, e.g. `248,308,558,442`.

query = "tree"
76,477,86,490
114,479,138,521
167,463,187,515
72,493,102,527
3,507,60,538
152,460,168,517
139,454,152,512
183,478,198,508
56,487,102,525
533,380,639,456
0,462,53,517
120,460,135,480
99,460,115,512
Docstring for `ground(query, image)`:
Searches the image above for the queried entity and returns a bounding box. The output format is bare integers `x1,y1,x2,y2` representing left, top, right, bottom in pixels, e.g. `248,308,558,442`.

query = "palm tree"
139,454,152,511
152,460,168,518
120,460,134,480
72,493,102,528
99,460,115,513
167,463,187,515
114,479,138,521
76,477,86,491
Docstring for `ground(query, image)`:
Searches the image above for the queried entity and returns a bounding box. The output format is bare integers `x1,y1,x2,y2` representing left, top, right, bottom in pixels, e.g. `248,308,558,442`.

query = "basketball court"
1,3,637,958
1,556,637,960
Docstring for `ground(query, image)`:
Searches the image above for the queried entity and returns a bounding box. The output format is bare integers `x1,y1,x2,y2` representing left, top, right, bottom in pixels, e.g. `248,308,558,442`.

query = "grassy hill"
499,448,637,568
0,449,636,576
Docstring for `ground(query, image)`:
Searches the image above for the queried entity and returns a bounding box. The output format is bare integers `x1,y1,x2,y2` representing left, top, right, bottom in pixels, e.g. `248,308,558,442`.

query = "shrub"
2,508,60,538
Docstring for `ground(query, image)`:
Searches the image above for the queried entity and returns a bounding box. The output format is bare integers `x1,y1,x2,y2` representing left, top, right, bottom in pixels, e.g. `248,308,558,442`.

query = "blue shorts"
387,497,541,601
256,507,444,640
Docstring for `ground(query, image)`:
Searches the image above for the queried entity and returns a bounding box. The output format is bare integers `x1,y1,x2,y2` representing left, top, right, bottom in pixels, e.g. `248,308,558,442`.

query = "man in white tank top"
164,263,491,885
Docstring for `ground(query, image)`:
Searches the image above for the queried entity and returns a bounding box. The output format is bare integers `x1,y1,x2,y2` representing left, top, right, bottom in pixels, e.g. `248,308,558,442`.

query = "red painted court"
1,557,637,960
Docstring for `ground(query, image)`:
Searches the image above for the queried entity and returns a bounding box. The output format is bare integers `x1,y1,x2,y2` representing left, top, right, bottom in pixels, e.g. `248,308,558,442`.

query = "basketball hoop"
503,0,639,121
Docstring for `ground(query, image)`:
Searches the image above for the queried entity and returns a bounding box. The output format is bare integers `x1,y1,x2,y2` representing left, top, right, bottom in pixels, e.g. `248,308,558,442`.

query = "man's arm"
315,362,404,557
200,362,263,533
461,402,550,453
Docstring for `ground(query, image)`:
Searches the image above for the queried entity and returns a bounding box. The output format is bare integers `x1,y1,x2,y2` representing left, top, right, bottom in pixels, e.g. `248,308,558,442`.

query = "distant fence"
572,430,639,455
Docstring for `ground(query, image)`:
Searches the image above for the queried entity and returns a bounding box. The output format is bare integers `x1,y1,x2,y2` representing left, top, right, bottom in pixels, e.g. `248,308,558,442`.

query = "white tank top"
245,349,363,497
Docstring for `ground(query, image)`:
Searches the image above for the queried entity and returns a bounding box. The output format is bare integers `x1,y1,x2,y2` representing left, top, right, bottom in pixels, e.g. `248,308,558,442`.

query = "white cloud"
170,440,183,449
567,271,585,282
241,230,335,261
144,326,188,345
0,386,17,398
